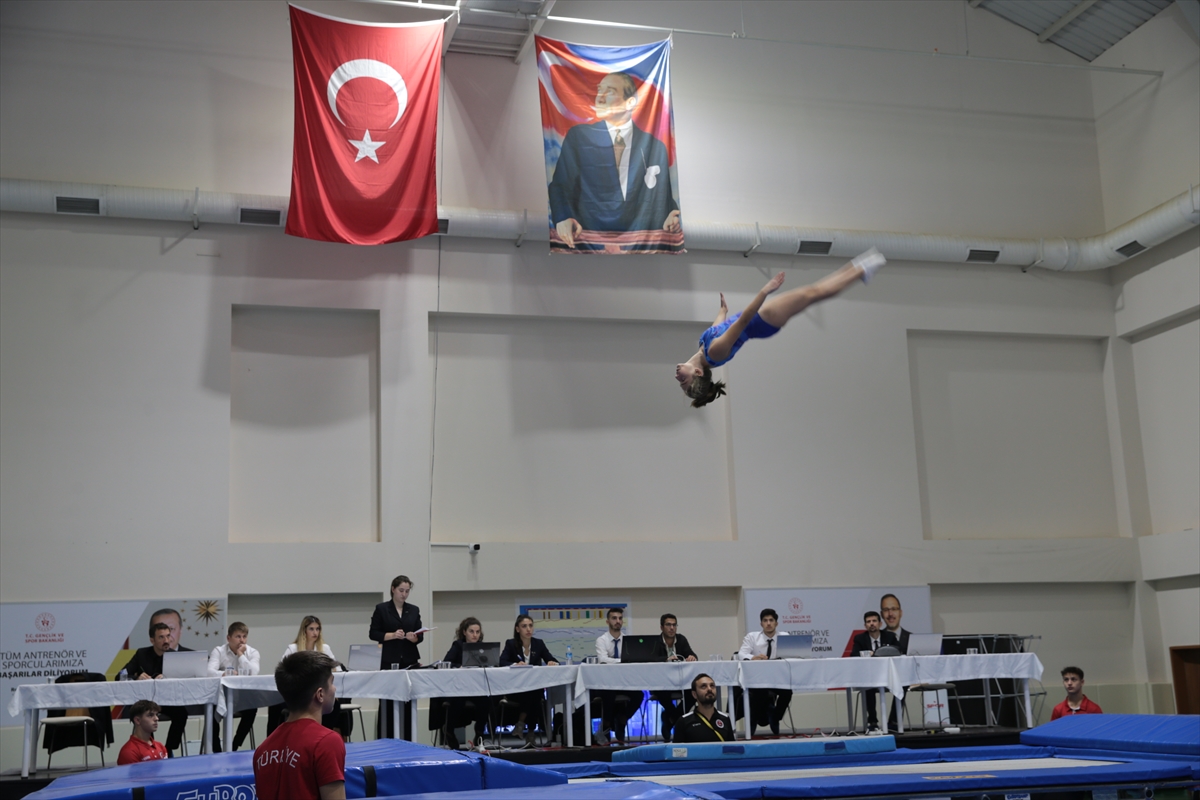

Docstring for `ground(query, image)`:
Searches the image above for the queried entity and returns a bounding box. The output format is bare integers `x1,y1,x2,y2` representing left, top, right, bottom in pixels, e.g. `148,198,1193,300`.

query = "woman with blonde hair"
267,615,350,739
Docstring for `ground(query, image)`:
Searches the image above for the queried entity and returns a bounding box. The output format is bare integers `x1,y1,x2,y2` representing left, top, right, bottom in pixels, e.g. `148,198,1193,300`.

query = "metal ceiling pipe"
2,178,1196,271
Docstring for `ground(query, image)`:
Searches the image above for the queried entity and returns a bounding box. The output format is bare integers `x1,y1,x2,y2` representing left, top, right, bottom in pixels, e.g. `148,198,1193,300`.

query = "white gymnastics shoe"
853,246,886,282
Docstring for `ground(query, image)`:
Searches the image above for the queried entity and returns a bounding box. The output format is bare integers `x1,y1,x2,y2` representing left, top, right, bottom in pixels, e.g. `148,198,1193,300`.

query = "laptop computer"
347,644,381,672
774,634,814,659
162,650,209,679
619,635,661,664
460,642,501,668
906,633,943,656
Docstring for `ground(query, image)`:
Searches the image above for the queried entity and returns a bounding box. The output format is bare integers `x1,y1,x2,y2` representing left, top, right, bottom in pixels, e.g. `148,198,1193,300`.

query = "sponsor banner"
743,587,932,658
537,36,684,254
1,599,225,726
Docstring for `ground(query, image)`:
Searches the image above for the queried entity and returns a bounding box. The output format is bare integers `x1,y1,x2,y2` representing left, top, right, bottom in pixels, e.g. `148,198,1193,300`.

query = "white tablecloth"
891,652,1043,686
407,665,578,700
8,678,221,718
219,671,412,714
573,661,742,707
739,657,903,697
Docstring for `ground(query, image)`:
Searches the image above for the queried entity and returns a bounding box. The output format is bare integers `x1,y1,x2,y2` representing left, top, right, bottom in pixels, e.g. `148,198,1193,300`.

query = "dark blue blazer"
548,120,678,233
369,601,423,669
498,637,557,666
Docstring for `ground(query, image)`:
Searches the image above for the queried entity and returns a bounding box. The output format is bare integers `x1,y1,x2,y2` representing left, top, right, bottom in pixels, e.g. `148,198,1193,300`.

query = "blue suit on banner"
549,120,678,234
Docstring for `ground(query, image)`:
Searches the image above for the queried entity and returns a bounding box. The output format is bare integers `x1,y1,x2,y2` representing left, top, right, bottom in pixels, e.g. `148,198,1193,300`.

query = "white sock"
853,246,886,282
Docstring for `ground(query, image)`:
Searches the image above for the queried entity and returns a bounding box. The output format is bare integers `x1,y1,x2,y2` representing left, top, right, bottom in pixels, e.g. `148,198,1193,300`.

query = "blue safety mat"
26,739,564,799
742,758,1195,799
1021,713,1200,756
552,744,1055,779
613,736,895,762
396,781,725,800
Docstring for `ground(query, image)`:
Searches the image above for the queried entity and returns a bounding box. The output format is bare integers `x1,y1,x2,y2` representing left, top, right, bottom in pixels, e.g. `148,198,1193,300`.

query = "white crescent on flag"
326,59,408,128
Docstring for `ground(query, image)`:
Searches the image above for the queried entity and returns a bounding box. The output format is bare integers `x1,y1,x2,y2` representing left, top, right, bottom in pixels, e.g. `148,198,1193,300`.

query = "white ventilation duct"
3,178,1197,271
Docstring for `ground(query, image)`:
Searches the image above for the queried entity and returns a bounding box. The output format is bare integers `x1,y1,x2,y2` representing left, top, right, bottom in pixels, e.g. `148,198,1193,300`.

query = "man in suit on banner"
549,72,680,247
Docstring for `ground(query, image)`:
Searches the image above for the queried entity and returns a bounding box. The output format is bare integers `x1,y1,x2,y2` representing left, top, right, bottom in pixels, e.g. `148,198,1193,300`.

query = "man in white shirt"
736,608,792,736
593,607,635,745
207,621,261,751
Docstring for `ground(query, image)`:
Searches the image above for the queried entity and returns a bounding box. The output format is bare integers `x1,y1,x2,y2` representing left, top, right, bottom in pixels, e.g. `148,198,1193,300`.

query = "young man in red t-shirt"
254,650,345,800
1050,665,1103,720
116,700,169,765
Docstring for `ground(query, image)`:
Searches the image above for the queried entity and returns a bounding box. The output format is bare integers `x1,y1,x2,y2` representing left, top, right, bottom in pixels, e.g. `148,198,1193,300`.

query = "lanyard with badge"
696,712,727,741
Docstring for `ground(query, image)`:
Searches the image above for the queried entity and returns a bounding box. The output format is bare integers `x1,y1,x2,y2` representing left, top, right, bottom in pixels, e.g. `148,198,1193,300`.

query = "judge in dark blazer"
369,574,424,738
852,610,899,731
498,614,559,746
432,617,488,750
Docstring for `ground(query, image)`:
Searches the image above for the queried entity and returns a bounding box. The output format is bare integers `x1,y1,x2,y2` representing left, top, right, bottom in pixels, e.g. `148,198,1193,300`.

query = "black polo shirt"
673,708,733,743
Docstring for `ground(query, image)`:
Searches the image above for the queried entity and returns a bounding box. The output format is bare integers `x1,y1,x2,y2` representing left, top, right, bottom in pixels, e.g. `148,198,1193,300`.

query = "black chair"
40,673,114,771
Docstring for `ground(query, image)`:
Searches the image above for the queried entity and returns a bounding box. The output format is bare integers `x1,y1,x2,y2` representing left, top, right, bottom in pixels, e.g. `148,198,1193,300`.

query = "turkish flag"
287,6,442,244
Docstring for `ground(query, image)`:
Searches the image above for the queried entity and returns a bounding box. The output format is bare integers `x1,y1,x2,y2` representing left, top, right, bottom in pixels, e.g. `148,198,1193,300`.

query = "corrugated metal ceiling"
445,0,551,60
975,0,1173,61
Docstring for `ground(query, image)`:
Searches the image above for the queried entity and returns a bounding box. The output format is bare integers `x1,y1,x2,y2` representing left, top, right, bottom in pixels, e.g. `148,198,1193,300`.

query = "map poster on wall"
742,587,932,658
518,600,631,663
1,598,226,727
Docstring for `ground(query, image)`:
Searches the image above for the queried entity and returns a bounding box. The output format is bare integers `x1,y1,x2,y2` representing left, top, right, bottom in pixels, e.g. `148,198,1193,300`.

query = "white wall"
2,0,1198,769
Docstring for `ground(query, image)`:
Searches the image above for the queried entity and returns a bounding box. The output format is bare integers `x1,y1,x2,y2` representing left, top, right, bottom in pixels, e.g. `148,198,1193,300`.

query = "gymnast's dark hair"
687,364,726,408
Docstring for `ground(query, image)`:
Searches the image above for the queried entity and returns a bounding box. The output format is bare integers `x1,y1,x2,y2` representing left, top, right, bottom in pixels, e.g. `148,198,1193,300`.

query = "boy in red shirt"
1050,665,1103,720
116,700,168,765
254,650,345,800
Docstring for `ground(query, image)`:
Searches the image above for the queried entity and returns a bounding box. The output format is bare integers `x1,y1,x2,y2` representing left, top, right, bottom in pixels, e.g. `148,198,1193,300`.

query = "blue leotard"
699,312,781,367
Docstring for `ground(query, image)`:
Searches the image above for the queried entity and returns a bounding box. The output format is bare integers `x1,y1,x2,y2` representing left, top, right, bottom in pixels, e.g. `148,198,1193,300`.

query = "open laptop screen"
162,650,209,679
347,644,381,672
461,642,501,668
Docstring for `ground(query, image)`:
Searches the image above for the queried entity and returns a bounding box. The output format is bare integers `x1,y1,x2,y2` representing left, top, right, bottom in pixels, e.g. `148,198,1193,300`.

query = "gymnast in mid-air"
676,247,886,407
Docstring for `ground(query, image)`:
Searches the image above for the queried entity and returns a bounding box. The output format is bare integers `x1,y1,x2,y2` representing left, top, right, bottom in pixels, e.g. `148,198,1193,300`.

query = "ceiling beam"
513,0,555,65
1038,0,1099,42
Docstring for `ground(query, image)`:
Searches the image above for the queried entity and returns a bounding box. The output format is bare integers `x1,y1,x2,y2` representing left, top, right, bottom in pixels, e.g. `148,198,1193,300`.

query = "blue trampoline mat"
26,739,564,800
1022,713,1200,756
397,781,725,800
552,744,1197,800
614,737,895,763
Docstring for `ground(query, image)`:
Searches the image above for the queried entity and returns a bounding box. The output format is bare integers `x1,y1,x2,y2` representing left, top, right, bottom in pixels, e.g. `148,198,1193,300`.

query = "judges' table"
408,665,580,747
890,651,1044,729
739,657,901,738
574,661,742,745
8,677,222,778
219,670,412,752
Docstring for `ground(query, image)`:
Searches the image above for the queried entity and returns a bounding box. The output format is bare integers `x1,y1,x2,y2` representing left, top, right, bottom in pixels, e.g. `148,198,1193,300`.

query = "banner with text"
742,587,931,658
2,599,226,726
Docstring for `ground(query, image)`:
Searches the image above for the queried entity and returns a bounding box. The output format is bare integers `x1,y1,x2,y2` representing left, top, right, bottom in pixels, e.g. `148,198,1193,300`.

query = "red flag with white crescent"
286,5,442,245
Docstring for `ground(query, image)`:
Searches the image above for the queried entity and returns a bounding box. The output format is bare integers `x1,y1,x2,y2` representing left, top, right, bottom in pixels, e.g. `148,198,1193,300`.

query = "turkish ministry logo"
27,611,64,643
789,598,804,614
326,59,408,164
34,613,56,632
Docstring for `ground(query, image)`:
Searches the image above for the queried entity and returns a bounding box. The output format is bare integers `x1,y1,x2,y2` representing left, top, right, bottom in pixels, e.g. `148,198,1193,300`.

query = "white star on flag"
349,130,385,163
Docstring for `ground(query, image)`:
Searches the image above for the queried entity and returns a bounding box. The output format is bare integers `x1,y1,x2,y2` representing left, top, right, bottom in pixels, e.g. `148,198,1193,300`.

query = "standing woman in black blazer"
498,614,559,746
369,574,423,738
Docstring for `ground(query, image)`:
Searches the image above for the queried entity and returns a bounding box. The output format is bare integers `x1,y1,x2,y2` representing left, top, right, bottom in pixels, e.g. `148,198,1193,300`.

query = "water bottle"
117,669,127,682
565,645,573,665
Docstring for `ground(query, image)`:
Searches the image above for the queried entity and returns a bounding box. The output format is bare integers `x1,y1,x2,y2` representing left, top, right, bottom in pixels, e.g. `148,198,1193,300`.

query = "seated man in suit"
673,674,733,743
594,607,636,746
852,611,899,732
735,608,792,736
649,613,697,741
122,608,193,755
